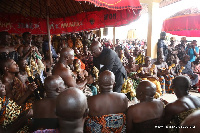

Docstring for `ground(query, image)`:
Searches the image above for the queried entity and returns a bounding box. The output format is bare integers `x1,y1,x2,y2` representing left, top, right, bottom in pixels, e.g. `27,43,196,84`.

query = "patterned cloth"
168,108,199,133
165,75,174,93
0,96,31,129
12,77,27,102
0,96,21,128
84,113,126,133
159,76,165,94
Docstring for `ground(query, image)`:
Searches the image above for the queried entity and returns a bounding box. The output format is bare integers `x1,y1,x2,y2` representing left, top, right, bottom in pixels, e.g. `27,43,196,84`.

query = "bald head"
59,47,74,65
98,70,115,91
56,87,88,120
173,75,191,91
44,75,65,92
60,47,74,59
136,80,156,99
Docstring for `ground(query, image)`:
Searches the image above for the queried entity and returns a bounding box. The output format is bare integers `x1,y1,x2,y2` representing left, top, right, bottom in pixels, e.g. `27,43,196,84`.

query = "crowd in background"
0,30,200,133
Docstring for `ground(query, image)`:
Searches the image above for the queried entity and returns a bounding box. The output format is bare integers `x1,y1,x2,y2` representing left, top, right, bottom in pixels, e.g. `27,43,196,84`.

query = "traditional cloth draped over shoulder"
84,113,126,133
12,77,27,102
132,117,167,133
168,108,200,133
0,96,31,129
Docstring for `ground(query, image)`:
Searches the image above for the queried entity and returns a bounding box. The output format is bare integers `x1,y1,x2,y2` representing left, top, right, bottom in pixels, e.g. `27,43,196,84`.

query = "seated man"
179,110,200,133
154,55,174,94
34,87,88,133
85,70,128,133
163,75,200,133
141,56,162,97
52,47,88,89
2,59,37,105
126,80,166,133
32,75,66,131
0,79,33,132
179,55,199,89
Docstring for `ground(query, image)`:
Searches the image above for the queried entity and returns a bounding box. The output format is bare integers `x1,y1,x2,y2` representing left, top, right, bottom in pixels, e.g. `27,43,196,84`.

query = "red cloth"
162,14,200,37
0,9,140,34
75,0,141,10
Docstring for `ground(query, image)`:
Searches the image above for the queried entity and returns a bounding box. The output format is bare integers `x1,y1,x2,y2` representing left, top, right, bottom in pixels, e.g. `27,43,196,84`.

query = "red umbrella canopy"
0,0,141,34
75,0,141,10
162,7,200,37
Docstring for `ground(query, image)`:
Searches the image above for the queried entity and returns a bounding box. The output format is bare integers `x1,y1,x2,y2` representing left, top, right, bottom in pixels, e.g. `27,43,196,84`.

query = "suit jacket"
93,47,126,76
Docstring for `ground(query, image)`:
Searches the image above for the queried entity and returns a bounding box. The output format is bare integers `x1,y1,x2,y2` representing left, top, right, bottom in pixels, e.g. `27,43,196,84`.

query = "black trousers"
113,70,126,93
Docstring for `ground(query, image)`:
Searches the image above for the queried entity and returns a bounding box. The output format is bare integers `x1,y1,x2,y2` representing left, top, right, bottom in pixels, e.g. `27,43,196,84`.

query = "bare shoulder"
165,100,185,114
127,104,141,119
53,64,69,74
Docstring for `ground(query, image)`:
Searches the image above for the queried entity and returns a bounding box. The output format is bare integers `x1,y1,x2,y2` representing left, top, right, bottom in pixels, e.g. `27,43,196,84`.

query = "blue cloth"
188,46,199,62
42,41,58,59
88,85,97,96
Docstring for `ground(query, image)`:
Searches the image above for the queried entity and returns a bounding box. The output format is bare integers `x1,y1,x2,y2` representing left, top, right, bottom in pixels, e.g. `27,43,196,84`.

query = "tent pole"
46,0,52,65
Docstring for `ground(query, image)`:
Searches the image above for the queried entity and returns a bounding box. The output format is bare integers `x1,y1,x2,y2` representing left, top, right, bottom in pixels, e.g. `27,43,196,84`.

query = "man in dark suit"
90,41,127,93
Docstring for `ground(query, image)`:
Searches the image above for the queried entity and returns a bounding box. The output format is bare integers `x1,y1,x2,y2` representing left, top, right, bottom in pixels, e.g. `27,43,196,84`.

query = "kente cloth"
159,76,165,94
165,74,174,93
132,118,167,133
33,129,59,133
0,96,21,128
12,77,27,102
84,113,126,133
167,108,199,133
0,96,31,128
135,54,145,65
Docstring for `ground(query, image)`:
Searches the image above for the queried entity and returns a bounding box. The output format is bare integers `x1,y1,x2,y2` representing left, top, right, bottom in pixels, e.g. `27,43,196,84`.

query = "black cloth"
93,47,127,92
132,118,167,133
32,118,59,131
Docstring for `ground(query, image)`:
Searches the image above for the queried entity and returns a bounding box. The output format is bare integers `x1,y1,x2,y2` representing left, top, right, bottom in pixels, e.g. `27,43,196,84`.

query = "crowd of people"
0,30,199,133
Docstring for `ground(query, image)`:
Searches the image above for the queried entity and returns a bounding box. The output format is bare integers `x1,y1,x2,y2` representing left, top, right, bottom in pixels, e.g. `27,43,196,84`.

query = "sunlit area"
102,0,200,43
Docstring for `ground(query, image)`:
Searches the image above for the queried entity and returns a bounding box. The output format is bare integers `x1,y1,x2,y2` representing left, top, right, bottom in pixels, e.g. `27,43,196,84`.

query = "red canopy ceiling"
0,9,140,34
75,0,141,10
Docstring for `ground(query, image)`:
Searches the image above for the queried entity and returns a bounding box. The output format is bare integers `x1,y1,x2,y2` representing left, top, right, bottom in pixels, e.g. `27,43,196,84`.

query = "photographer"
187,40,199,62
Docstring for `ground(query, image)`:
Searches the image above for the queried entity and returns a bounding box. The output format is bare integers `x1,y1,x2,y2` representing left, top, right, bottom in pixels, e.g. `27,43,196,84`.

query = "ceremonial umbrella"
75,0,141,10
0,0,141,34
0,0,141,63
162,7,200,37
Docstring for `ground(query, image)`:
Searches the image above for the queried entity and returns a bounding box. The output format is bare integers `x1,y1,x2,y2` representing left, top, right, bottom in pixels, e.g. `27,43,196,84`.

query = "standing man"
187,40,199,62
157,31,168,61
90,41,127,93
